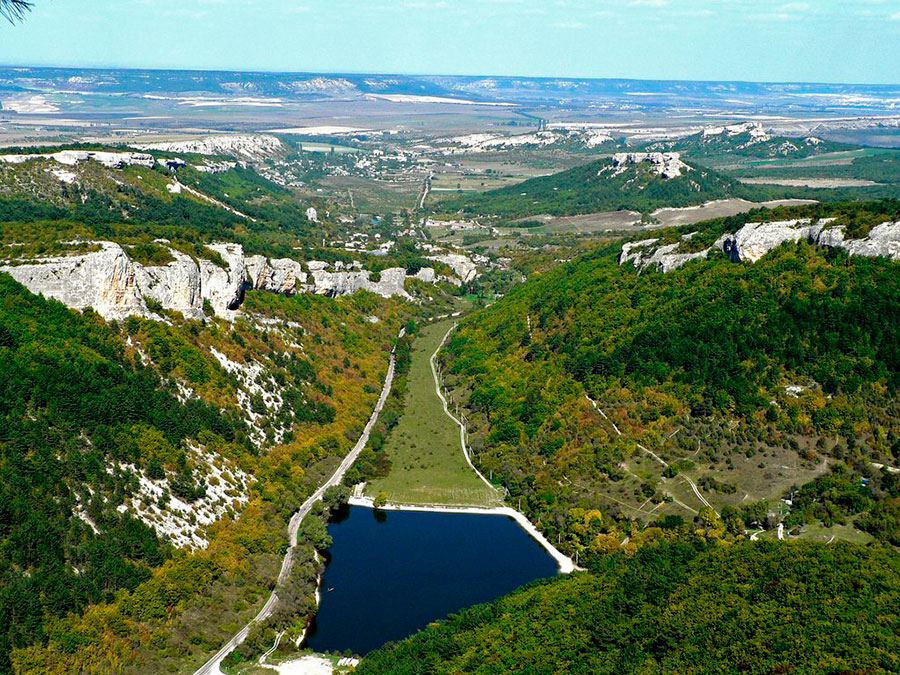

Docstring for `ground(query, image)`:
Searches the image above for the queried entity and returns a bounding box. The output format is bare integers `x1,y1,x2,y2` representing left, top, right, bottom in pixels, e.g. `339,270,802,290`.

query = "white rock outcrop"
715,219,827,263
1,242,152,320
136,248,204,320
307,267,411,299
0,150,156,170
619,218,900,273
199,243,247,317
412,267,436,284
1,240,470,321
609,152,691,179
619,238,709,273
427,253,478,283
136,135,284,161
245,255,307,294
836,222,900,260
702,122,771,143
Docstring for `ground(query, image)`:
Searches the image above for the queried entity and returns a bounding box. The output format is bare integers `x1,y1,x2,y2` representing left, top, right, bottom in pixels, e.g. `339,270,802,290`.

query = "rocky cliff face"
135,248,204,319
1,240,469,320
136,135,285,161
821,222,900,260
308,266,411,299
199,243,248,317
620,236,711,273
620,219,900,273
426,253,479,283
715,219,833,263
0,150,156,169
245,255,307,295
608,152,691,179
2,242,152,320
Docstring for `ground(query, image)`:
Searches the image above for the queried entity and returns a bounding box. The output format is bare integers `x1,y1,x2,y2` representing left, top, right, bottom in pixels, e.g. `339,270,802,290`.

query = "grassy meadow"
367,320,502,507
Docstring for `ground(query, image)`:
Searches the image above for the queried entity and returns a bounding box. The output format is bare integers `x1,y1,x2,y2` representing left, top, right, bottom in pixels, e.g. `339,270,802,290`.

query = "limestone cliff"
619,237,711,273
608,152,691,179
2,242,152,321
426,253,479,283
307,266,411,299
135,248,204,320
620,218,900,273
1,240,470,320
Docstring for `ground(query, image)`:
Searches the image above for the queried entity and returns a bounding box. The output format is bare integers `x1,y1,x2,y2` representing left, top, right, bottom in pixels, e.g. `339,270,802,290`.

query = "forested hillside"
435,155,776,218
0,142,433,671
0,274,232,670
358,540,900,674
659,126,851,161
0,269,412,674
442,200,900,560
0,154,323,260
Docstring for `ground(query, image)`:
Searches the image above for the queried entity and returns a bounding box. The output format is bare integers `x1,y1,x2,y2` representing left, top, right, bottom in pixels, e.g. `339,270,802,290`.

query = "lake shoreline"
347,496,577,573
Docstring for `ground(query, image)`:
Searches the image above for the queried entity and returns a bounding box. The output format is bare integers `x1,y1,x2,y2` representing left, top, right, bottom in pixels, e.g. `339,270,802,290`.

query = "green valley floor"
366,319,502,507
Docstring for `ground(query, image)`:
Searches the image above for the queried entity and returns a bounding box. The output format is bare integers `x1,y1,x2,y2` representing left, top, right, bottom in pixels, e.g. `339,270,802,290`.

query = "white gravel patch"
273,655,333,675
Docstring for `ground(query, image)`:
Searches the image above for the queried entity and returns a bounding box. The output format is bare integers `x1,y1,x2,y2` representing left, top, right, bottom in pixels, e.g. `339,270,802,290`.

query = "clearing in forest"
367,319,502,507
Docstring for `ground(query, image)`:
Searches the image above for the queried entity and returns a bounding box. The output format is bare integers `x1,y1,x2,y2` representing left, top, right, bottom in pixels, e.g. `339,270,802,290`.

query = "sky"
1,0,900,84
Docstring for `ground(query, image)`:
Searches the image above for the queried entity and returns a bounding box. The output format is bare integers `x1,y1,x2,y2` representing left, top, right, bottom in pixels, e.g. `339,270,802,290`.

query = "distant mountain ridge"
3,66,900,111
437,152,773,217
650,121,852,160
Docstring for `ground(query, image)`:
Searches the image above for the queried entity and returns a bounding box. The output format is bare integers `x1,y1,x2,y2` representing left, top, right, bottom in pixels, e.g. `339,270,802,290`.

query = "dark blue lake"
305,506,559,655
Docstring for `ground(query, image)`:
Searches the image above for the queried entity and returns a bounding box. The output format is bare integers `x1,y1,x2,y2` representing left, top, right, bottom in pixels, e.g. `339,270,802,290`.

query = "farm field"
313,175,423,212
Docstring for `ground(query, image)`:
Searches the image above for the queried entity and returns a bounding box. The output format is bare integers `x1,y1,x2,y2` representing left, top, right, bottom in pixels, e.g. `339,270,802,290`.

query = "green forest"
0,158,324,261
442,200,900,559
733,149,900,184
668,130,851,161
358,540,900,674
0,274,241,671
435,156,778,218
0,268,410,673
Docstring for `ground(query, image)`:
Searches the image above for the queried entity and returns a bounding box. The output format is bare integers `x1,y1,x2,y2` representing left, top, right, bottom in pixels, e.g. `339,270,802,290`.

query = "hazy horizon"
3,63,900,90
1,0,899,86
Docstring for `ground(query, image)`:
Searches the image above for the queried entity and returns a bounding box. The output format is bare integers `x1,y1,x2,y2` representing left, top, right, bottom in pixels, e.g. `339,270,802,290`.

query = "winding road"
417,172,433,211
193,330,403,675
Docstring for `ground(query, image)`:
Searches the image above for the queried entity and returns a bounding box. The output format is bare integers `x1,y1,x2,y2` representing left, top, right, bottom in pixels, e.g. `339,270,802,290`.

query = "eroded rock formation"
608,152,691,179
619,218,900,273
1,240,473,320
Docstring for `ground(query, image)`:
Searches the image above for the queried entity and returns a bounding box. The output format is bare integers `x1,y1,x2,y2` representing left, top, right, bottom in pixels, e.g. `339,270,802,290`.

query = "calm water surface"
305,506,559,655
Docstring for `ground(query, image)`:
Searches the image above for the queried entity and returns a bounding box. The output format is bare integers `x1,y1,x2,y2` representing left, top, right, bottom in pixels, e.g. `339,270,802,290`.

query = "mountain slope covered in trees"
435,155,778,218
1,272,412,675
358,540,900,675
658,125,851,162
441,200,900,560
0,268,416,674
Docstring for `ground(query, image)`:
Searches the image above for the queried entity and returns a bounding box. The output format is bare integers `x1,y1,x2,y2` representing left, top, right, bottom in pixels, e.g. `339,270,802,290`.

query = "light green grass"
790,520,876,545
367,320,502,507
